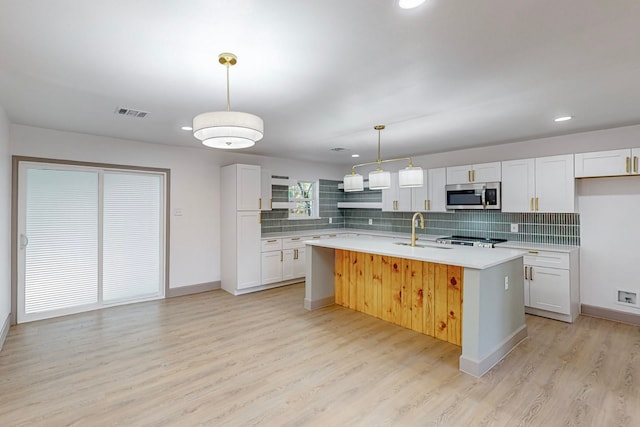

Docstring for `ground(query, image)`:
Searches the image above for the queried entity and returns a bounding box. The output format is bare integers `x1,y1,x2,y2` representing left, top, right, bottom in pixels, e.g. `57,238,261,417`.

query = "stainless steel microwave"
445,182,501,210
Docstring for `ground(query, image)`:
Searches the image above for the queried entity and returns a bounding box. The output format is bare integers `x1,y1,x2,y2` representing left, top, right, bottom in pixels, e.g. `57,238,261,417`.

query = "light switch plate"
510,223,518,233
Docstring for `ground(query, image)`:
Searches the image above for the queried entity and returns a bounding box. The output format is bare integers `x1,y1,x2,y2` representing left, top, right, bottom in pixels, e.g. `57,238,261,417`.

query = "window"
288,180,319,219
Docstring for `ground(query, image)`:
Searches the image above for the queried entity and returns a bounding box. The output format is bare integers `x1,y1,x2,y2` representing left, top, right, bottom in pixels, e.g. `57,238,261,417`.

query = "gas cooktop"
435,235,507,248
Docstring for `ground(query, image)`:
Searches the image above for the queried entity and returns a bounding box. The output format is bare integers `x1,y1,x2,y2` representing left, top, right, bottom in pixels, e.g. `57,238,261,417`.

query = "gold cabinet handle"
472,169,476,182
259,198,262,210
267,239,277,243
529,266,534,281
294,249,298,260
535,197,539,211
626,156,631,173
427,199,431,211
524,266,528,280
634,156,639,173
259,212,262,224
270,198,273,209
468,170,472,182
291,237,300,241
424,200,427,211
528,250,539,254
530,197,534,211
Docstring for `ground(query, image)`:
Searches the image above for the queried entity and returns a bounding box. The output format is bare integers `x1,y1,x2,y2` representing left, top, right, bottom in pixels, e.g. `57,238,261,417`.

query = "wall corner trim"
167,281,221,298
581,304,640,326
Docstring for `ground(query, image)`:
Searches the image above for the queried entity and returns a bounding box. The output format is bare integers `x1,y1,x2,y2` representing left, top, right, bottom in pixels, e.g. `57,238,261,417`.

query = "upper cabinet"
446,162,501,184
381,172,412,212
411,168,447,212
234,164,262,211
260,169,272,211
574,148,640,178
502,154,575,213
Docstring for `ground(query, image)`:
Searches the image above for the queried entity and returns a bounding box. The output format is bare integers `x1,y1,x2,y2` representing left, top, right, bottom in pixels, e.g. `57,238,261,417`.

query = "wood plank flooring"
1,283,639,426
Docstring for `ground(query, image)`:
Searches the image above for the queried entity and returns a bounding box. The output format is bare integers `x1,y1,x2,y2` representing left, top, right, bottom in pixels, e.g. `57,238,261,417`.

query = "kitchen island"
304,237,527,377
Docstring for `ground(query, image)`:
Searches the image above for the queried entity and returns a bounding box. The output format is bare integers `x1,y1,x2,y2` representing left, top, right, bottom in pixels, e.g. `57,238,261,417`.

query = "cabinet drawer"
523,250,569,269
261,238,282,252
282,236,307,249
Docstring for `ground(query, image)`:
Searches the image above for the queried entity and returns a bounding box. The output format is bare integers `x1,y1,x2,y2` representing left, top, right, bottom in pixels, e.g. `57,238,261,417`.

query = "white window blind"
24,169,99,315
103,172,163,302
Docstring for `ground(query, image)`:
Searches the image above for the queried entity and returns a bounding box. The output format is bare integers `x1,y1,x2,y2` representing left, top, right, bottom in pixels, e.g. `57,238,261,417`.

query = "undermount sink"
394,242,453,250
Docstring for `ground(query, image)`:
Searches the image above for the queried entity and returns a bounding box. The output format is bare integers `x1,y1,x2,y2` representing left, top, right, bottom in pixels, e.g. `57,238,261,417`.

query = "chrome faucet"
411,212,424,247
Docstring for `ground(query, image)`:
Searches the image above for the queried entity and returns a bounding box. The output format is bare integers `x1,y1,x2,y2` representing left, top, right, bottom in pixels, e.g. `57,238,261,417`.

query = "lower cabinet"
522,248,579,323
261,237,307,286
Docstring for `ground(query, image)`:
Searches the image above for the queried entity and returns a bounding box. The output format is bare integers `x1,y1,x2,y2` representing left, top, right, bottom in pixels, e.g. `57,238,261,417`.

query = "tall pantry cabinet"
221,164,262,295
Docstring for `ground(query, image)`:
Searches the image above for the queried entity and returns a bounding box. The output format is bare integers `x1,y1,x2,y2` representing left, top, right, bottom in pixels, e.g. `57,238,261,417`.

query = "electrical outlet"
368,218,373,225
328,217,332,224
504,276,509,290
510,223,519,233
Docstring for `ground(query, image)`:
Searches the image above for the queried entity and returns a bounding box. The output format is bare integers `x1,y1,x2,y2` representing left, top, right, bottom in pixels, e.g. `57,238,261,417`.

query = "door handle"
19,234,29,250
481,188,487,206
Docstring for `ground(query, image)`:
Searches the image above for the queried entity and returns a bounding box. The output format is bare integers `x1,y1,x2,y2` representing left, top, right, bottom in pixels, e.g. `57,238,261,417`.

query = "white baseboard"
581,304,640,326
167,281,221,298
459,324,528,377
304,296,335,311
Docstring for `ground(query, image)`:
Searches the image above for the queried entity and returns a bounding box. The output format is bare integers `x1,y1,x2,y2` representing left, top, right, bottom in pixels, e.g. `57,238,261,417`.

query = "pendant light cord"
226,63,231,112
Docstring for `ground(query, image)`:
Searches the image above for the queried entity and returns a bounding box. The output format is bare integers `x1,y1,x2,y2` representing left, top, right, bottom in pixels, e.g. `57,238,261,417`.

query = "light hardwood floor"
1,283,639,426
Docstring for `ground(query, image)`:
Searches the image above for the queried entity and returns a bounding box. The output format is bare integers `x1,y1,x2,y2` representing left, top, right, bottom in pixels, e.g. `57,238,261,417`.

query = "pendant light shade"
398,165,424,188
193,53,263,149
368,169,391,190
193,111,263,149
343,172,364,192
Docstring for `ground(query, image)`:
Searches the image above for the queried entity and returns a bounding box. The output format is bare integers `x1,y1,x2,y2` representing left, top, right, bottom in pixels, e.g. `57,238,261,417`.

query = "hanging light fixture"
343,125,423,192
193,53,264,149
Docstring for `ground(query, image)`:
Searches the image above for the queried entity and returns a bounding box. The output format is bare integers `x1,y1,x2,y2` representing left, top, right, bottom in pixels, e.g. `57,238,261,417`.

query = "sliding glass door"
17,162,166,323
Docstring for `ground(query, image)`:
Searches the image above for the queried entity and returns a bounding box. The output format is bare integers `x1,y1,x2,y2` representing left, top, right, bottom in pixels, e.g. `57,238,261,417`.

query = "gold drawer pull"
634,156,639,173
267,239,277,243
528,250,539,254
626,156,631,173
291,237,300,241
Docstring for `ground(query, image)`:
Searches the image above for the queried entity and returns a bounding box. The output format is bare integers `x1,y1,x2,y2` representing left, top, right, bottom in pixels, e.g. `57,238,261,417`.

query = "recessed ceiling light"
352,154,360,158
398,0,427,9
181,126,193,131
554,116,573,122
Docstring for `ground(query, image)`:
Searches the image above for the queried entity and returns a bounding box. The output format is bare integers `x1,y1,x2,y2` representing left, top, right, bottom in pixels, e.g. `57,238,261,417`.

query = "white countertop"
305,237,526,270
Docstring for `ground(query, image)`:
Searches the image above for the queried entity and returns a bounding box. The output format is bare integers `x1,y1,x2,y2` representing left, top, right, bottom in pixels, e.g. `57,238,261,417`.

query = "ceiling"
1,0,639,166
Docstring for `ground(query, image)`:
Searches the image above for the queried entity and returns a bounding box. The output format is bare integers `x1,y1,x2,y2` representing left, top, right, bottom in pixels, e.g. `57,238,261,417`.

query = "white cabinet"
522,248,580,323
381,173,412,211
574,148,640,177
260,169,272,211
501,154,575,213
446,162,501,184
410,168,447,212
235,164,261,211
221,164,262,295
261,237,307,286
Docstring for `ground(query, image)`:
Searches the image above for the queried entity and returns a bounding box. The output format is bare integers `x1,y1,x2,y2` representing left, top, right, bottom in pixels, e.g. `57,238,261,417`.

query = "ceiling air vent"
115,107,149,118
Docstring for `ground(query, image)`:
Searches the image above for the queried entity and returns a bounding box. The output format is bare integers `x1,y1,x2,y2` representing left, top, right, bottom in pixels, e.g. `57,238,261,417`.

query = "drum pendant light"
193,53,264,149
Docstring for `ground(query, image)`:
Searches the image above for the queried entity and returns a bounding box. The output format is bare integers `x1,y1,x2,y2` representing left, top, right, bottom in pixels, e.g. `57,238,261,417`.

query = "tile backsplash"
261,179,580,245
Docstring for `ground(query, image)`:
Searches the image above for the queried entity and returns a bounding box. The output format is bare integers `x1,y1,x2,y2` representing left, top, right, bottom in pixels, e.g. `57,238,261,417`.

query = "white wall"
411,124,640,169
9,124,345,291
0,105,10,332
577,176,640,314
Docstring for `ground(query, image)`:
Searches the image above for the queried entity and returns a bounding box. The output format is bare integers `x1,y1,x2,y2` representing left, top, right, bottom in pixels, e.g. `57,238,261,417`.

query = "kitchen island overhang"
304,237,528,377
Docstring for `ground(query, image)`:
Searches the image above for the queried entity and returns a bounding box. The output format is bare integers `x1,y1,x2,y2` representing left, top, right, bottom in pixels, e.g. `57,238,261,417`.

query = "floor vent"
115,107,149,118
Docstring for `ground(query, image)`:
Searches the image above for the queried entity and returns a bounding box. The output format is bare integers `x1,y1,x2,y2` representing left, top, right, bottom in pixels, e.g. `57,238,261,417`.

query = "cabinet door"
427,168,447,212
535,154,575,213
574,149,631,177
411,170,428,211
237,164,261,211
473,162,502,182
381,173,411,211
292,247,306,279
446,165,471,184
281,249,295,281
262,250,283,285
260,169,272,211
237,211,261,289
632,148,640,175
529,266,570,314
501,158,535,212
